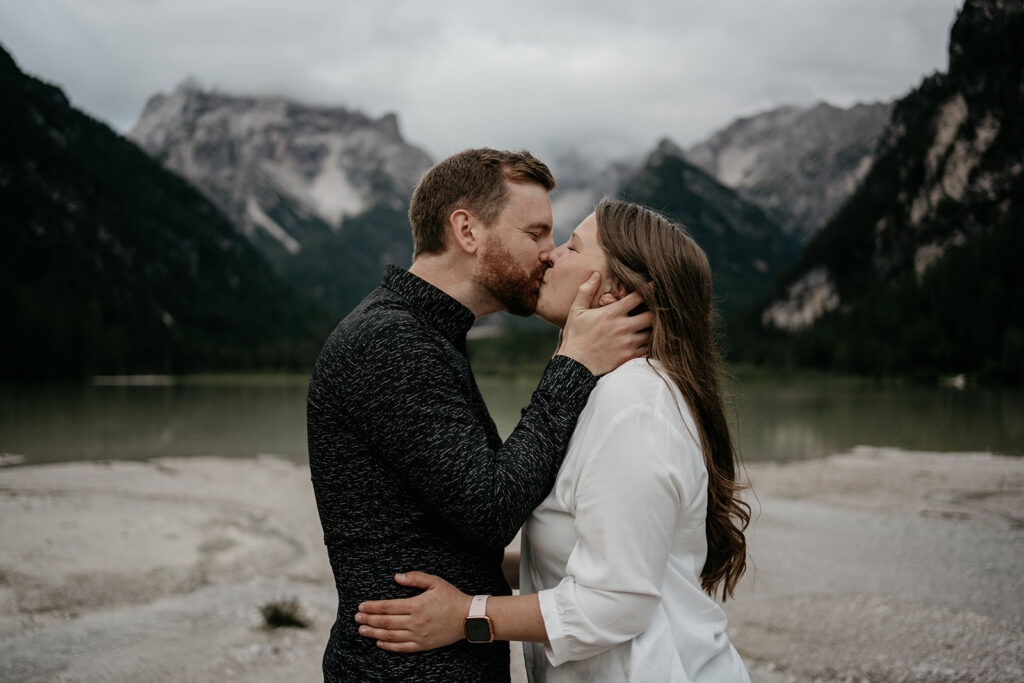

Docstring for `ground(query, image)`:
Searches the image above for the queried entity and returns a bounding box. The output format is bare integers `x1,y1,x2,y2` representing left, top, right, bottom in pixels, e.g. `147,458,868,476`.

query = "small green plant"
260,597,310,629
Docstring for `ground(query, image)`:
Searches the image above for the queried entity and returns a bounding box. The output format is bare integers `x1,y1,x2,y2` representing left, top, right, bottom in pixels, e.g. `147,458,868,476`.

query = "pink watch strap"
469,594,489,618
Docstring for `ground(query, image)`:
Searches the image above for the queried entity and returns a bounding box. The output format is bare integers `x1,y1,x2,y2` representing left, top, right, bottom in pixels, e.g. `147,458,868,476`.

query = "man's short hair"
409,148,556,258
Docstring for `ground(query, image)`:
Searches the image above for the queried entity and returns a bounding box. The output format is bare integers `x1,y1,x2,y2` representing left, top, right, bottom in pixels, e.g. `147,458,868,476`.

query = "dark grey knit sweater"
307,265,596,682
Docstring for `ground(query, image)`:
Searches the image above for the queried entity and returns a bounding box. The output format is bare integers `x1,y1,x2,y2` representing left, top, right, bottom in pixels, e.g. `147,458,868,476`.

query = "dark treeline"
0,46,336,380
729,0,1024,387
725,213,1024,386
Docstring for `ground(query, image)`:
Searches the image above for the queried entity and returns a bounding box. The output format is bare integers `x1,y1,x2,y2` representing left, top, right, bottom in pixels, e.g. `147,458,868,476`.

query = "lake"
1,369,1021,467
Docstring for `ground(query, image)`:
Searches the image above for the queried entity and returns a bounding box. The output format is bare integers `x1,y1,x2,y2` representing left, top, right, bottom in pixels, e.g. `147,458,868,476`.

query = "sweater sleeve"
537,398,698,665
348,319,596,549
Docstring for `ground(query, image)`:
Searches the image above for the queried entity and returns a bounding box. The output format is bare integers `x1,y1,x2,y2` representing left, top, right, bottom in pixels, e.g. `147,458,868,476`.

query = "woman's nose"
540,240,561,266
548,241,569,263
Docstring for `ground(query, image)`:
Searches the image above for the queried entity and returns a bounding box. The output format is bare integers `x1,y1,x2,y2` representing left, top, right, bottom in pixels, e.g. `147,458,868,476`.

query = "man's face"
474,181,555,316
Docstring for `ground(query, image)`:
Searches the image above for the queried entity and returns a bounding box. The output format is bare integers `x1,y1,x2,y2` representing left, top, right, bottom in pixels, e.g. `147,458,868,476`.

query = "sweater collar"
382,265,476,351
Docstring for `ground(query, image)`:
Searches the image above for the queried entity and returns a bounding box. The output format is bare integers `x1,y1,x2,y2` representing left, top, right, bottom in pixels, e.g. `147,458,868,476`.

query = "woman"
355,199,751,682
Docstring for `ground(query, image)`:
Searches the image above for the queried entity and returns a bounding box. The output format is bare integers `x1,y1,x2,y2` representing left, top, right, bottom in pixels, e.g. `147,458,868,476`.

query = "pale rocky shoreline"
1,448,1021,682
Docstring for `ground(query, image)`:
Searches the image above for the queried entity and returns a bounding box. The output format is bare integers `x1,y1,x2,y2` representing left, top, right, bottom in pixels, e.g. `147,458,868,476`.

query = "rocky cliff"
757,0,1023,384
129,84,433,313
686,101,893,241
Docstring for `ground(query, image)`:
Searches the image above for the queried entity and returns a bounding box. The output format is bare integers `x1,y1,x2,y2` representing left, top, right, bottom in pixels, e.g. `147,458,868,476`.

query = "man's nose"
539,237,557,266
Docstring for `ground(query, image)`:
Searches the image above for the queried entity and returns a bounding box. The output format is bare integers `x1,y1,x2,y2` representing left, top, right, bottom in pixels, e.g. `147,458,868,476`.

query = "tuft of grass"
260,597,310,630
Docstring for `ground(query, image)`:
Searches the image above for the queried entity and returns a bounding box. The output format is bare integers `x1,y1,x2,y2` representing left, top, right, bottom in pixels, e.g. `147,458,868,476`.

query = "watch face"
465,617,492,643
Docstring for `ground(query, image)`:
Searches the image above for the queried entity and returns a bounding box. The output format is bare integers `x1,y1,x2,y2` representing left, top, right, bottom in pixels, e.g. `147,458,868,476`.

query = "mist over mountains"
128,84,812,318
3,0,1018,384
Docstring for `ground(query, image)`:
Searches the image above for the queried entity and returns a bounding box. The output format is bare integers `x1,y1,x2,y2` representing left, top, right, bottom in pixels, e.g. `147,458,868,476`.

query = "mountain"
618,139,800,314
548,150,640,238
129,84,433,314
0,45,336,379
686,101,893,241
758,0,1023,385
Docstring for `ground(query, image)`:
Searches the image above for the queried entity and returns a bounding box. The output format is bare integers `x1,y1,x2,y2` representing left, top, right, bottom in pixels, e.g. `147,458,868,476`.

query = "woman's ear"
596,280,630,307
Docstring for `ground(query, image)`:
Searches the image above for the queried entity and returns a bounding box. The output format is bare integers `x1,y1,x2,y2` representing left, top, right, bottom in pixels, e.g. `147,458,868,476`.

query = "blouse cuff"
537,586,573,667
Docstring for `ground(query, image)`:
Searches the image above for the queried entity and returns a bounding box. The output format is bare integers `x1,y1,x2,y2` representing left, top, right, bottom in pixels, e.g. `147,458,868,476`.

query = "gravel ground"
0,448,1021,682
731,447,1023,682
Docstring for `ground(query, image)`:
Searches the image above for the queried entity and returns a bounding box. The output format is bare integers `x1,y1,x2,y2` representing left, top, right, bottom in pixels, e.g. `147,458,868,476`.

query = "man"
307,148,650,681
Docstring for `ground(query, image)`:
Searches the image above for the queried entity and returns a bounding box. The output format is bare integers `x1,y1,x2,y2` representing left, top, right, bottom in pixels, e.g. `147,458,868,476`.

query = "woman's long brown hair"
595,198,749,600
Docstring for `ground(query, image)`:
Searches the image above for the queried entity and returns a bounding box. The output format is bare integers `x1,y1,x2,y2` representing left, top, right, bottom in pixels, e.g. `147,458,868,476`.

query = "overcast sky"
0,0,962,165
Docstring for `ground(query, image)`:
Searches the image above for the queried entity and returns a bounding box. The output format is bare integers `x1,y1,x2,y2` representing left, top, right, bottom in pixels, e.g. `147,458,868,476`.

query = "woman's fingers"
356,613,441,653
376,639,426,653
357,624,414,643
393,571,438,589
357,596,416,614
355,611,411,629
358,572,443,614
353,571,467,653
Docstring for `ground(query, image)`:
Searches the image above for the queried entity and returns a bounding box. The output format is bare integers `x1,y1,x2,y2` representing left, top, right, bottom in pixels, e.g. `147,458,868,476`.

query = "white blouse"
520,358,749,683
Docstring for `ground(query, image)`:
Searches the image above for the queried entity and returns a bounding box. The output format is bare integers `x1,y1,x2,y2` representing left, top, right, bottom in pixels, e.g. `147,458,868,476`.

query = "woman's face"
535,213,613,328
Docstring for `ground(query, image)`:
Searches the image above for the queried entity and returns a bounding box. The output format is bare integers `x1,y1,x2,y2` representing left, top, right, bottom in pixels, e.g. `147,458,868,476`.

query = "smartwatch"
463,594,493,643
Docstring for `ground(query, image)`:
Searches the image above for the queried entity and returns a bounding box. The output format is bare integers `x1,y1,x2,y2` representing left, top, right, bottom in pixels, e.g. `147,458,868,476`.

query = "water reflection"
479,371,1024,462
0,376,309,464
729,372,1024,461
0,371,1021,467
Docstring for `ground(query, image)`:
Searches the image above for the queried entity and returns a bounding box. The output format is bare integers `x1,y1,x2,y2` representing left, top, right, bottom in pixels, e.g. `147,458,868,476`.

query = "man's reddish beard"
477,234,547,316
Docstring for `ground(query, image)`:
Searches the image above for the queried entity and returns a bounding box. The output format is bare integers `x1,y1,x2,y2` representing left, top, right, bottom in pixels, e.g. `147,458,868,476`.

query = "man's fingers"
571,273,601,311
625,311,654,331
606,289,645,314
357,597,415,615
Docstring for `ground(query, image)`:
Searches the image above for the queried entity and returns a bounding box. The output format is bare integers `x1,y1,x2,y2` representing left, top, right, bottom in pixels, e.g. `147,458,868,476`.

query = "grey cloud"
0,0,961,164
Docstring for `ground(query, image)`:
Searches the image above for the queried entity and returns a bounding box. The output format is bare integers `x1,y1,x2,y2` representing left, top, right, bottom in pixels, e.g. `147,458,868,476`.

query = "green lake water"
1,369,1021,467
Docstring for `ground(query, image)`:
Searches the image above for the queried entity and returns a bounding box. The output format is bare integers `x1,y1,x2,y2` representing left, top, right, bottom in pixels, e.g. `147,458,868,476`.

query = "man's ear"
448,209,480,255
